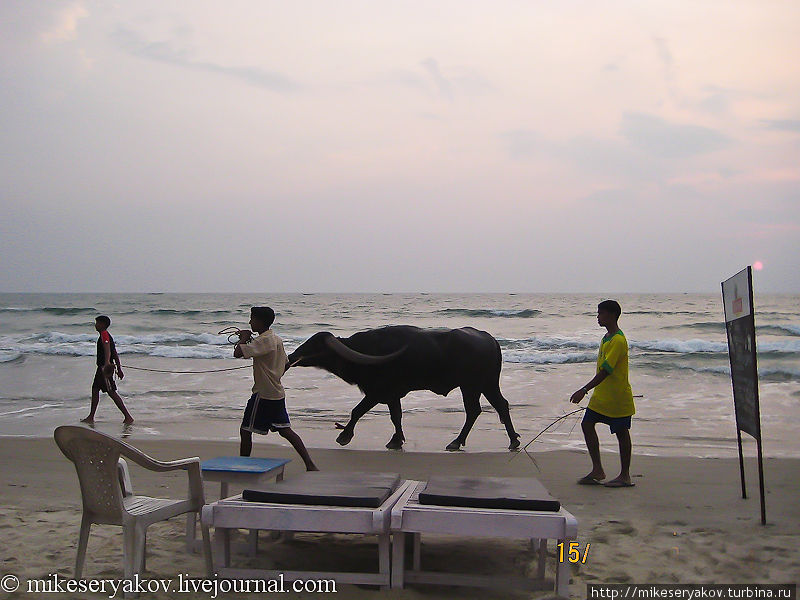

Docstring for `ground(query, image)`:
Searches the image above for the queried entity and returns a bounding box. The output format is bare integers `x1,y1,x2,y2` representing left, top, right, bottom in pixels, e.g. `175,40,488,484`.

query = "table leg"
247,529,258,556
378,533,390,590
391,531,405,589
556,537,571,595
412,533,421,571
537,538,547,580
213,527,231,570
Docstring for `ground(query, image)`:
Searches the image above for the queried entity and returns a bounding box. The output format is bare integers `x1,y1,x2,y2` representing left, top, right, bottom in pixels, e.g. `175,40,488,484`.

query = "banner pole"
756,436,766,524
736,428,747,499
747,267,767,525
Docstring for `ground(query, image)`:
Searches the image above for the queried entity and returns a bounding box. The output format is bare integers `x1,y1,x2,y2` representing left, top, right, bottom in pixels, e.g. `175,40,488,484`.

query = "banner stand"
721,266,766,525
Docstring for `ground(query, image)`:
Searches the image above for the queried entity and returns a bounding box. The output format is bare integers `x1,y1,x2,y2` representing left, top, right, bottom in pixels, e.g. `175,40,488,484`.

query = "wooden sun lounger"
200,472,414,589
390,477,578,595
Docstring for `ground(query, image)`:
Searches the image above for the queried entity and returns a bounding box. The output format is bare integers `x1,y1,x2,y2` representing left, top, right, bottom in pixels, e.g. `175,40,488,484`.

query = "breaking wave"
0,352,24,363
640,361,800,382
504,351,596,365
0,306,97,315
673,322,800,337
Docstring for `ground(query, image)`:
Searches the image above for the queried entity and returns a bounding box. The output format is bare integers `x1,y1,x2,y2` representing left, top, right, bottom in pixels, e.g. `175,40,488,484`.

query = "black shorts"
92,367,116,393
582,407,632,434
241,394,291,434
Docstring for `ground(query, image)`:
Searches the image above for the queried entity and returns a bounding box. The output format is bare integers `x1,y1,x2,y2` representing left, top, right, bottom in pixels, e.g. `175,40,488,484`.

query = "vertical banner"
721,266,766,524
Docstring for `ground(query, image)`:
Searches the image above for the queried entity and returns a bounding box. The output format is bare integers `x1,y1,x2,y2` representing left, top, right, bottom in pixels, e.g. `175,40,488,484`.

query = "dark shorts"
241,394,291,435
582,408,632,434
92,367,116,393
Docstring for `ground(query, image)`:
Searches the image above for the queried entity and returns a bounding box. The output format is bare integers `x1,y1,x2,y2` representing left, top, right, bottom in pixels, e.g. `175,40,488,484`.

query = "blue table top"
201,456,290,473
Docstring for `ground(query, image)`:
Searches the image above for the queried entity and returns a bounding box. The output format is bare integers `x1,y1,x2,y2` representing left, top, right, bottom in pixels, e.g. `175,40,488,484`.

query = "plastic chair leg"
75,516,91,579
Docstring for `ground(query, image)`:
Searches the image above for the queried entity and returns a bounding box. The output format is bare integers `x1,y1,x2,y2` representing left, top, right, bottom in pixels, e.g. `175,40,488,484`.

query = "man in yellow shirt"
570,300,635,488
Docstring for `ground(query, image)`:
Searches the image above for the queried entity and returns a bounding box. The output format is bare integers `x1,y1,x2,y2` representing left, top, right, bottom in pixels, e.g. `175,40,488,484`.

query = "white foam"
0,403,63,417
632,338,727,353
0,352,23,363
634,337,800,354
35,331,229,345
504,351,596,365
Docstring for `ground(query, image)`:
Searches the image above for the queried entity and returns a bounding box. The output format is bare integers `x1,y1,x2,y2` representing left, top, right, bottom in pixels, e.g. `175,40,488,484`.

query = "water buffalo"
286,325,520,451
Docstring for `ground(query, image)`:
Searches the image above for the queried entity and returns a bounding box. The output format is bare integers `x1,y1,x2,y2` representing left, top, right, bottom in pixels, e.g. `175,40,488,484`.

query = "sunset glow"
0,2,798,292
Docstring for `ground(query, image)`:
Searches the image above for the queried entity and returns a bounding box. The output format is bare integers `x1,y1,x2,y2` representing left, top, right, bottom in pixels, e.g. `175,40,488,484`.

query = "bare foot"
81,417,94,424
306,464,319,471
123,417,134,425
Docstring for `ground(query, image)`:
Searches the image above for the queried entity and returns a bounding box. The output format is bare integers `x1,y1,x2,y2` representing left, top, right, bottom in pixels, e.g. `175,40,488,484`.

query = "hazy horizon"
2,2,798,294
0,287,791,297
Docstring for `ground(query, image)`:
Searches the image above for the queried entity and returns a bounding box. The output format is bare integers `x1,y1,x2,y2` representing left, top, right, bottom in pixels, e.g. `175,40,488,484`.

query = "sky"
1,1,798,293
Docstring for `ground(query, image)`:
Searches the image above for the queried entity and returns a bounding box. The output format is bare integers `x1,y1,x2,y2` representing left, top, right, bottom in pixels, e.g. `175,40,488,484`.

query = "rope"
511,394,645,466
511,407,587,467
121,364,251,374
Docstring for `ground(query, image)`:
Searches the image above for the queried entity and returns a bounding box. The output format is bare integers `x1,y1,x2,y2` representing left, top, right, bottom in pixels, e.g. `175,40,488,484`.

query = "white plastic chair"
54,426,212,590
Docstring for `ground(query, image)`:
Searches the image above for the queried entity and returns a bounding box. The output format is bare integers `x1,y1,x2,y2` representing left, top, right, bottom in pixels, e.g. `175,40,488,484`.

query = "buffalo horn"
323,335,405,365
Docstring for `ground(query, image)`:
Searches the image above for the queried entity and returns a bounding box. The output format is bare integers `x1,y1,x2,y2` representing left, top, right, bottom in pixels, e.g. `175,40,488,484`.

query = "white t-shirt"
240,330,288,399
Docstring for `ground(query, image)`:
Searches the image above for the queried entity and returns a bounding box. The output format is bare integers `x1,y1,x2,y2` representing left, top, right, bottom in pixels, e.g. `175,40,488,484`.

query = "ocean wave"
0,352,24,363
504,351,596,365
669,323,800,337
145,345,232,359
149,309,235,316
499,336,597,351
500,335,800,356
124,389,220,399
0,306,97,315
591,310,710,317
634,338,800,354
664,322,725,332
436,308,542,318
3,330,796,361
30,331,230,346
641,361,800,382
0,402,63,417
632,338,727,353
759,324,800,337
0,343,234,360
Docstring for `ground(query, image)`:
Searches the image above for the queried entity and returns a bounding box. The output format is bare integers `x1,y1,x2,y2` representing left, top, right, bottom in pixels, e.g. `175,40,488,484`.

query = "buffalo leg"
386,399,405,450
484,385,520,450
336,396,379,446
446,387,481,451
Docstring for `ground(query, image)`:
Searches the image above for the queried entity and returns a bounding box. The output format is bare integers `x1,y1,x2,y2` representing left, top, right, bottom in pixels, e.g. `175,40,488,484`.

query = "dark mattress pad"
242,471,401,508
418,476,561,511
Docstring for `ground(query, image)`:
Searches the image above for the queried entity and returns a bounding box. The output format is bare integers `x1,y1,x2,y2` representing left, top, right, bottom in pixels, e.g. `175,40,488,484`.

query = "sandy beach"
0,435,797,599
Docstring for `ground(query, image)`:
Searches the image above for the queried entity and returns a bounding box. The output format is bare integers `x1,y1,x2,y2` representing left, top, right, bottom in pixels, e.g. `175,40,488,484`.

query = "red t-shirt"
96,331,116,366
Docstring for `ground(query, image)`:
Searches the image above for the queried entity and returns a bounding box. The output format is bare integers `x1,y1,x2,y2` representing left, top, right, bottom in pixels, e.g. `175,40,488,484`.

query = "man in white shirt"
235,306,317,471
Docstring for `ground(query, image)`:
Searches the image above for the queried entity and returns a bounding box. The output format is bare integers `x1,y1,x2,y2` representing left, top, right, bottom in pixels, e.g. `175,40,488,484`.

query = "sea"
1,293,798,458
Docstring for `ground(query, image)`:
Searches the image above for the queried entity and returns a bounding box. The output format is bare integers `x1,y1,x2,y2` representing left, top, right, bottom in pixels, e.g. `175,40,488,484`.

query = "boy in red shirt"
82,315,134,424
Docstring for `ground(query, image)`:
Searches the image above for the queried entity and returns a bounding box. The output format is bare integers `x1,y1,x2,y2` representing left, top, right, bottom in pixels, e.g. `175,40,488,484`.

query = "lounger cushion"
242,471,401,508
419,476,561,511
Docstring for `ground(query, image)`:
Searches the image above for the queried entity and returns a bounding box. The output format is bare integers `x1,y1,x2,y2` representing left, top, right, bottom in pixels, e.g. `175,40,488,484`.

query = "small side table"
186,456,290,553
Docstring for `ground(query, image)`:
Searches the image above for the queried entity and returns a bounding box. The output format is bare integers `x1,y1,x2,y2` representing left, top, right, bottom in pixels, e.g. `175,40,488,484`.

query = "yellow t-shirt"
240,330,288,400
587,330,635,418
